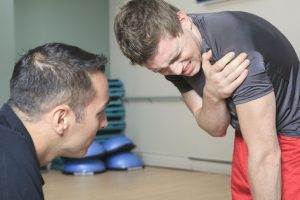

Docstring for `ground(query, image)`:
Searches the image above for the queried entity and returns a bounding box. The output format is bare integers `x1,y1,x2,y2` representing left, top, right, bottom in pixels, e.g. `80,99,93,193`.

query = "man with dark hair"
114,0,300,199
0,42,109,200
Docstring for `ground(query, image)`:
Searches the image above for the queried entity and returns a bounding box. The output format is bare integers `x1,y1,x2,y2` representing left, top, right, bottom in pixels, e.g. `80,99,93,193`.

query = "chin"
188,67,200,77
78,149,88,158
64,148,88,158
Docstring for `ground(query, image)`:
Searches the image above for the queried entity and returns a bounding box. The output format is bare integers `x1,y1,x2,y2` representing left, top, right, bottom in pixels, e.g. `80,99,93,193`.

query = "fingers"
213,51,236,72
222,52,248,77
201,50,250,99
202,49,213,61
201,50,213,71
229,69,248,91
202,50,249,91
225,57,250,82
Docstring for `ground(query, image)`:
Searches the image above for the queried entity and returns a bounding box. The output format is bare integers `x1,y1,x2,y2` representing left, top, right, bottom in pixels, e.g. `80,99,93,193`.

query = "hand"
202,50,249,100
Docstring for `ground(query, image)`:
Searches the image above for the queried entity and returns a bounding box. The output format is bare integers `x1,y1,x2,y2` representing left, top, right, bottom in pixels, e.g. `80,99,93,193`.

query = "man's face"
63,72,109,158
145,28,202,76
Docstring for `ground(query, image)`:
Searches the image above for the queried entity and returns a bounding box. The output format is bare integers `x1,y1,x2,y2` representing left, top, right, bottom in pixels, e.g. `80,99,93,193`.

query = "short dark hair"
114,0,182,66
8,42,107,122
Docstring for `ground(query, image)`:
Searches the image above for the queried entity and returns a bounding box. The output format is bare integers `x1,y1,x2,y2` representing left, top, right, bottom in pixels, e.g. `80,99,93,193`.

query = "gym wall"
0,0,109,105
0,0,15,105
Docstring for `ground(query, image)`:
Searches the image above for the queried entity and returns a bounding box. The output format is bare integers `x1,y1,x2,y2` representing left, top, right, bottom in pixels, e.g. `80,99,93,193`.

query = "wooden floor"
42,167,231,200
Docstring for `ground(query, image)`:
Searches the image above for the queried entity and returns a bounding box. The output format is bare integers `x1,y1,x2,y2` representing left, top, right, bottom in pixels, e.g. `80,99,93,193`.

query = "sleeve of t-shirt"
232,51,274,105
165,75,193,93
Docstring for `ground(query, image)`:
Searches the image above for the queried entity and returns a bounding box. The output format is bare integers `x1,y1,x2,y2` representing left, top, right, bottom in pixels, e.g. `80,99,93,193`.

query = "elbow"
254,146,281,169
265,145,281,163
210,129,227,137
200,125,228,137
204,122,230,137
266,148,281,166
196,117,230,137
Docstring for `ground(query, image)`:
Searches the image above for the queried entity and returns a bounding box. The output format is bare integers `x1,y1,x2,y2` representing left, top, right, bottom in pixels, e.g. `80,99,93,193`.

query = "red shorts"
231,131,300,200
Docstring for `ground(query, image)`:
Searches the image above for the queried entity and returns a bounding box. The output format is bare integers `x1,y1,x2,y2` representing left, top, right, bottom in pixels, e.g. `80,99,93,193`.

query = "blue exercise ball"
106,152,144,170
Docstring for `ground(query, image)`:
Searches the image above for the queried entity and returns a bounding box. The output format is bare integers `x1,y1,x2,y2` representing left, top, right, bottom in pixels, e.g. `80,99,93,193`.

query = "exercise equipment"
102,135,135,155
98,79,125,136
108,79,125,98
105,152,144,170
63,159,106,175
83,141,106,159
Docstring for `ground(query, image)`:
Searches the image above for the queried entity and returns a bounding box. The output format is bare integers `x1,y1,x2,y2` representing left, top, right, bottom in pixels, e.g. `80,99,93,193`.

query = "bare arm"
183,51,249,136
236,92,281,200
183,90,229,137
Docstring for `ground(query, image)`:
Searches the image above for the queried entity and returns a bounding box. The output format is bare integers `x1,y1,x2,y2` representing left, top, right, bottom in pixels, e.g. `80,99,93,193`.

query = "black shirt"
0,104,44,200
166,11,300,136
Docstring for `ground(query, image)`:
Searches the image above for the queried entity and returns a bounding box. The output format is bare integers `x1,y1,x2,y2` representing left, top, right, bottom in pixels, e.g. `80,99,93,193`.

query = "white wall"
109,0,300,174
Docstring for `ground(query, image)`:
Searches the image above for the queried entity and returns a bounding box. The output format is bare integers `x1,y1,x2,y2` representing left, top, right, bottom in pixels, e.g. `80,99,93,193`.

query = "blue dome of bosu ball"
105,152,144,170
63,159,106,175
102,135,135,155
84,141,106,159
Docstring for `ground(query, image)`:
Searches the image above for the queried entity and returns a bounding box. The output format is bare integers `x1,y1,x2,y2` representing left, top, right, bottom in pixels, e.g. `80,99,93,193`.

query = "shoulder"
0,131,44,199
190,11,264,26
0,125,37,170
0,125,24,147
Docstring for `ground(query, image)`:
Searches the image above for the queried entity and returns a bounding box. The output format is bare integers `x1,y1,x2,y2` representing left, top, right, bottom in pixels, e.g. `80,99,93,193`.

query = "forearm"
184,51,248,136
248,150,281,200
195,87,230,136
236,92,281,199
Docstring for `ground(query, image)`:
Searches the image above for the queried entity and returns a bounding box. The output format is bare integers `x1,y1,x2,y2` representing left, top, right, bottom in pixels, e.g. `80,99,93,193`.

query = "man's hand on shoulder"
202,50,249,101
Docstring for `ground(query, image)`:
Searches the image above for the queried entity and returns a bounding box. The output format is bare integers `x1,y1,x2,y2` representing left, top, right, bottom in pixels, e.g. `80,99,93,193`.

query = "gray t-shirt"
166,11,300,137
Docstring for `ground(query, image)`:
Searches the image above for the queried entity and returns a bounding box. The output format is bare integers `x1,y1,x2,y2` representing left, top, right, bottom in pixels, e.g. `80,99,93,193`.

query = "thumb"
202,50,212,71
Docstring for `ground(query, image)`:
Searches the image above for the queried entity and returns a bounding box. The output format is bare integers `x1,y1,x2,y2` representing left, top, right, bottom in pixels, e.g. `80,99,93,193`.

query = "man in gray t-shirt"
114,0,300,199
166,12,300,136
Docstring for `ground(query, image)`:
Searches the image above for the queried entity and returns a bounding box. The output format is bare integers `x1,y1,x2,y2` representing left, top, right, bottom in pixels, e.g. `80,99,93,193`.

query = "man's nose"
100,116,108,129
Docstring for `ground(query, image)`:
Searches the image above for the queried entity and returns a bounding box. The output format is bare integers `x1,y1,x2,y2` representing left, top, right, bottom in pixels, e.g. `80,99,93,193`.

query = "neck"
13,107,57,166
188,16,202,51
26,122,53,166
192,23,202,46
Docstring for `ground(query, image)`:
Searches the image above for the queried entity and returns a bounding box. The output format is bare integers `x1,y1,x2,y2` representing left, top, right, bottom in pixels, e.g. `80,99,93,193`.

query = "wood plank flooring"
42,167,231,200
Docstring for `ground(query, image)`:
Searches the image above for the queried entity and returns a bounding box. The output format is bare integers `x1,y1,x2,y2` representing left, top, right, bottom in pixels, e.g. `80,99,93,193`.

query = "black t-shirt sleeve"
165,75,193,93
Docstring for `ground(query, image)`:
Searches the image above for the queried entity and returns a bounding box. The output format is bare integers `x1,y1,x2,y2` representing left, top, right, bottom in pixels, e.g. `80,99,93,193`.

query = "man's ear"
51,105,71,136
177,11,191,28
